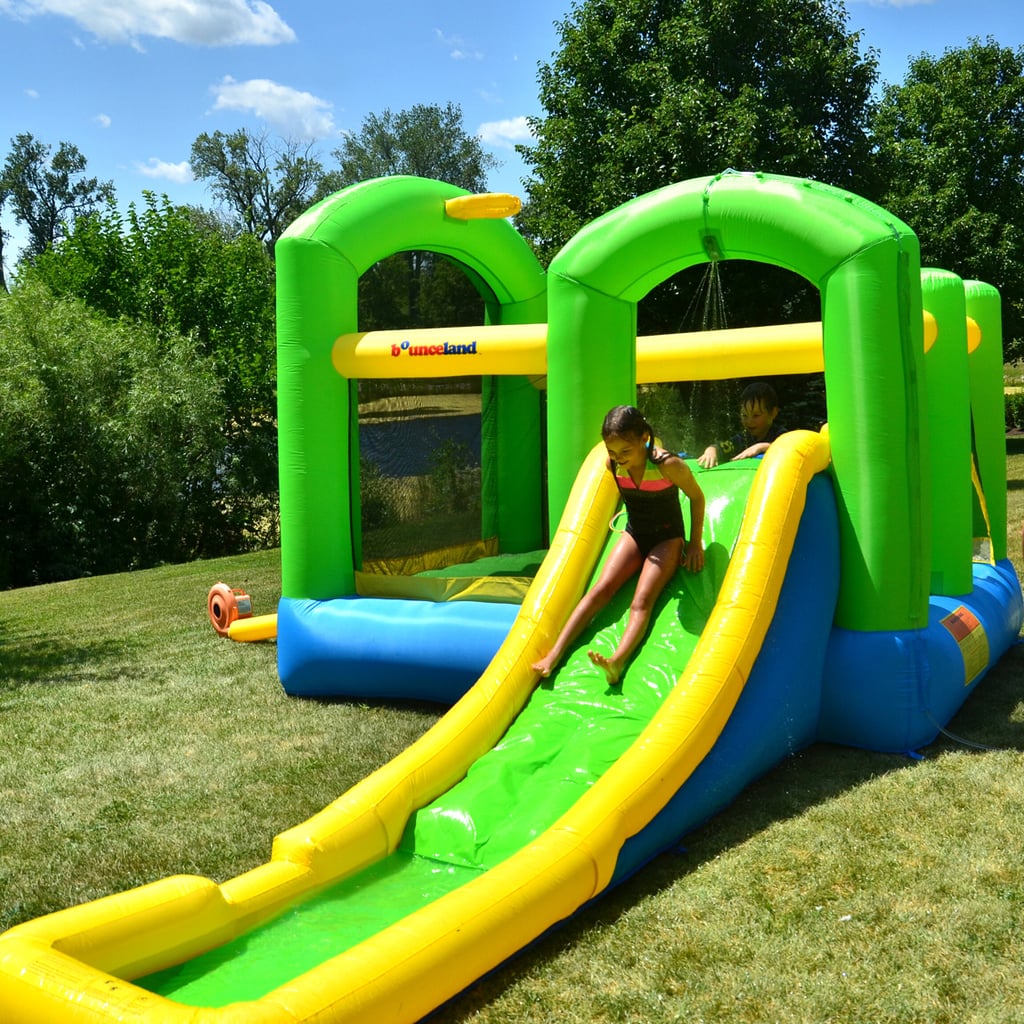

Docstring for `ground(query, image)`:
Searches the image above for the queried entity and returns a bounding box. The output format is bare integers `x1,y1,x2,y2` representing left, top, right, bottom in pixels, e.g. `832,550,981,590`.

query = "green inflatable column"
544,273,637,530
964,280,1008,561
921,269,972,596
481,295,547,553
276,227,359,599
543,176,714,528
822,243,929,630
484,377,544,552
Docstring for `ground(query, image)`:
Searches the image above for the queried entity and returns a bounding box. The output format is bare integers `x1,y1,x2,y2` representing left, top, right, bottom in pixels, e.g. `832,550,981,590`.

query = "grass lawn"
2,443,1024,1023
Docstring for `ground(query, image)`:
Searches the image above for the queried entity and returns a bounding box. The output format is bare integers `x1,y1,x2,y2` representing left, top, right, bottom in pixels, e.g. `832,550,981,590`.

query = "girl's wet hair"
602,405,654,444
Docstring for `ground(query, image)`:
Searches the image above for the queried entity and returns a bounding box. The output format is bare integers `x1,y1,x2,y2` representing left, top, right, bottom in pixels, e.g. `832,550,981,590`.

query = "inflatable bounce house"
1,171,1020,1023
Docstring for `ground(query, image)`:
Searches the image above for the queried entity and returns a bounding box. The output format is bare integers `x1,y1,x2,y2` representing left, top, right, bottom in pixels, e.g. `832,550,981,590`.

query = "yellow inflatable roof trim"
445,193,522,219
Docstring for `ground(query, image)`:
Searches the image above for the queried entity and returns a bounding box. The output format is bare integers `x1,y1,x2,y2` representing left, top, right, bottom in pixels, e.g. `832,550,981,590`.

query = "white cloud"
211,76,336,139
478,116,533,150
1,0,295,46
434,27,482,61
136,157,193,183
25,87,39,99
95,113,111,128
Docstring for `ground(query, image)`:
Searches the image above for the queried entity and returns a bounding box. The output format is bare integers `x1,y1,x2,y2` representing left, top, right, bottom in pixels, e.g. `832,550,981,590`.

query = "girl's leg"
589,536,682,684
532,534,643,676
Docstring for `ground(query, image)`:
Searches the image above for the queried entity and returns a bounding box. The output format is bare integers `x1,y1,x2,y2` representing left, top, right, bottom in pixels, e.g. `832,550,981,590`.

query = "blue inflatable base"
818,558,1024,753
277,595,520,703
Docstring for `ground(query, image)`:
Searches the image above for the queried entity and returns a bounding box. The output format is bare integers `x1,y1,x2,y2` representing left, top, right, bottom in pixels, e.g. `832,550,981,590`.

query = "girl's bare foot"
532,654,557,677
588,650,623,685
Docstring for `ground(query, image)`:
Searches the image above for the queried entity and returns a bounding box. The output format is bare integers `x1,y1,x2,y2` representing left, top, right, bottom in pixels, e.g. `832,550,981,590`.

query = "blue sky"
0,0,1021,272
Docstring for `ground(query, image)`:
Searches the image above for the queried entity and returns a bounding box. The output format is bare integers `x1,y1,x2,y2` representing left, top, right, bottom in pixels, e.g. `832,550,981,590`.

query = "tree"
514,0,876,434
0,280,226,587
27,193,279,551
0,179,10,293
320,101,497,196
1,133,114,262
520,0,880,440
189,129,324,251
517,0,878,305
871,37,1024,357
30,192,275,418
319,103,497,330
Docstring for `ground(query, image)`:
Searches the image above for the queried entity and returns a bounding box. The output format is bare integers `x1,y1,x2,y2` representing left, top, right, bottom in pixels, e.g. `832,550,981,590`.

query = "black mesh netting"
358,377,495,571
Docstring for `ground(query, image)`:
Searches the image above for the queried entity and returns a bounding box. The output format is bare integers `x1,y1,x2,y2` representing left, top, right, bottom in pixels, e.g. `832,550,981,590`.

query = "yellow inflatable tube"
0,431,829,1023
331,314,934,382
227,614,278,641
332,320,826,380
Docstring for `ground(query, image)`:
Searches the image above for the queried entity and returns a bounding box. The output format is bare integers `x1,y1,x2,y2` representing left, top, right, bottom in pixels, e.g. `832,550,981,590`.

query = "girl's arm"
660,454,705,572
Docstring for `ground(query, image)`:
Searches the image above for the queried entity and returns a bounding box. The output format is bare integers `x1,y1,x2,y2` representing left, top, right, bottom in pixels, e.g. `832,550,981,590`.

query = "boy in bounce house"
698,380,787,468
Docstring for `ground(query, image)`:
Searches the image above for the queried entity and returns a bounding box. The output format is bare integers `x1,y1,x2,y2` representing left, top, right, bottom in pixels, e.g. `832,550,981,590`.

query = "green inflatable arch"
276,176,546,600
546,170,927,632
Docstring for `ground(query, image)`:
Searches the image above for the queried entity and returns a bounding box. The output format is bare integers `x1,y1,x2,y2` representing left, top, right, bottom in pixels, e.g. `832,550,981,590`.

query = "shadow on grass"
0,629,141,691
926,636,1024,753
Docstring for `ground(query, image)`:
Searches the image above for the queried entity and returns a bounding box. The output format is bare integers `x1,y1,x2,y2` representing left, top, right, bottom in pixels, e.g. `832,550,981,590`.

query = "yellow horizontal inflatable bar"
333,321,826,380
332,314,948,382
0,430,830,1022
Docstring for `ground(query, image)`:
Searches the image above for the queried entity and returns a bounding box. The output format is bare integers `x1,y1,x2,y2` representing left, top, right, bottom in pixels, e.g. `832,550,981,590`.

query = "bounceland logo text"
391,339,479,357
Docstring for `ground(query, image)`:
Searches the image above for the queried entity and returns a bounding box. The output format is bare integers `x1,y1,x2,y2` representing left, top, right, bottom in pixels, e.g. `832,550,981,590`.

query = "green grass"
0,552,440,930
3,451,1024,1023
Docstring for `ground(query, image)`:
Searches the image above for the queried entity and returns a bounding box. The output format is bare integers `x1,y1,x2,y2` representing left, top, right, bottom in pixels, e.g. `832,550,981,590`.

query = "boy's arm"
732,424,786,462
699,431,746,468
732,440,771,460
697,444,720,468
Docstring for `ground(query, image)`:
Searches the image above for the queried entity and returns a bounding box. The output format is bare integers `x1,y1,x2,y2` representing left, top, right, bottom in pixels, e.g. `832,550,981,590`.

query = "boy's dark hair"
602,405,654,444
740,381,779,410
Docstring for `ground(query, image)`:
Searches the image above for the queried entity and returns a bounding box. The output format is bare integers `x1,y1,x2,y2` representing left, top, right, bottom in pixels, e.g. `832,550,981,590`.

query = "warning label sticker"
940,606,989,686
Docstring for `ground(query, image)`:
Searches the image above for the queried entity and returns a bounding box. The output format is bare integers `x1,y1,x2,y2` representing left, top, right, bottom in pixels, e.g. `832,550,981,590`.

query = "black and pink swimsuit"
611,450,685,557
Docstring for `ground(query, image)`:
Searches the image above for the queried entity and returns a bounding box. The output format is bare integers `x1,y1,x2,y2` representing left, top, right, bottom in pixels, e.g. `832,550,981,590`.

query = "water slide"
0,429,836,1023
